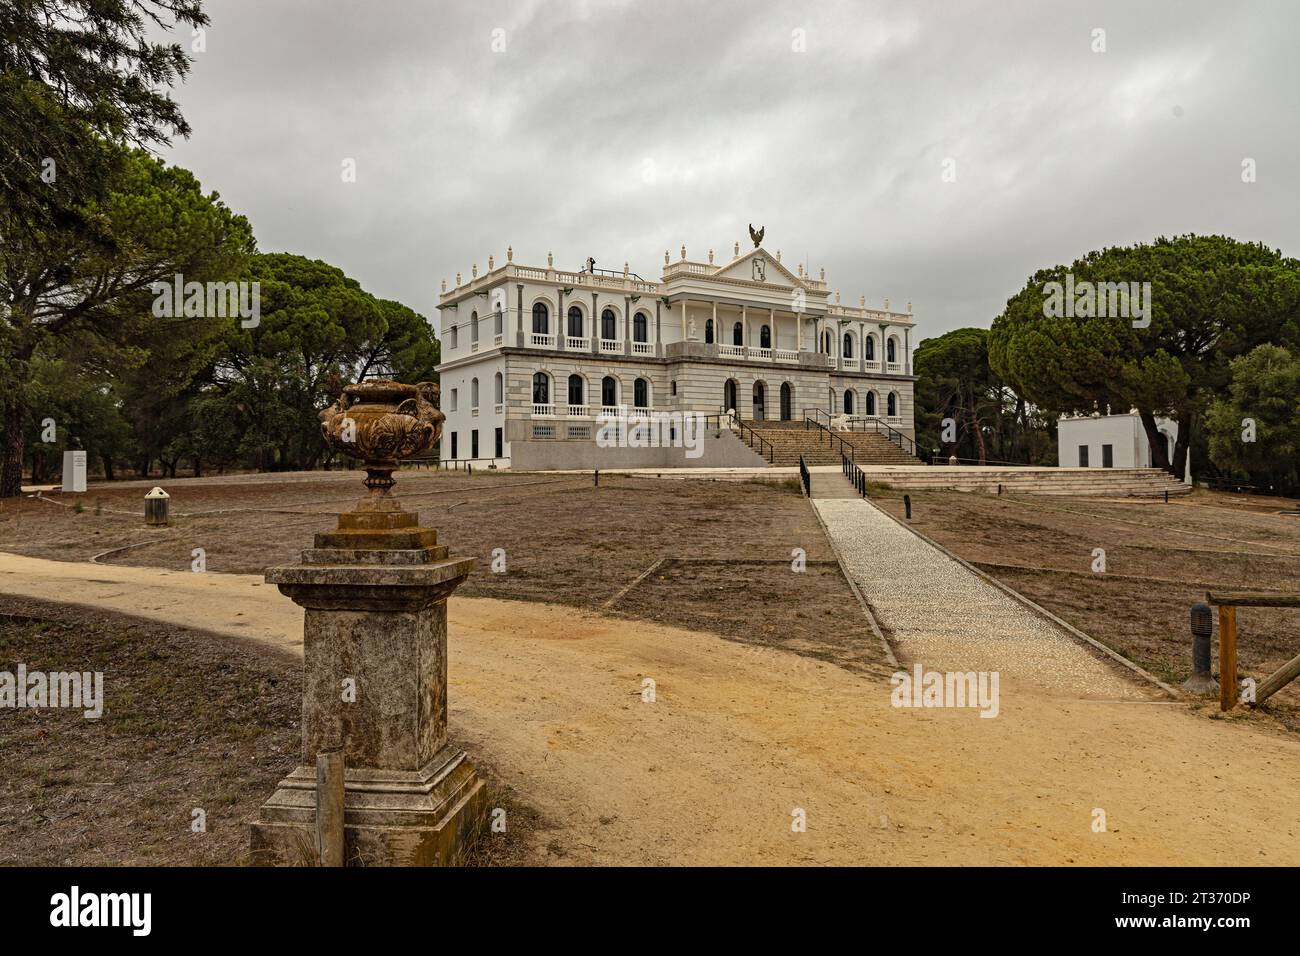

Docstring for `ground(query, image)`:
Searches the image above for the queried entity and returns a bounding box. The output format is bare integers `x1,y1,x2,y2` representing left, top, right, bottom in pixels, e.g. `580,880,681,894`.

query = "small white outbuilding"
1057,412,1190,482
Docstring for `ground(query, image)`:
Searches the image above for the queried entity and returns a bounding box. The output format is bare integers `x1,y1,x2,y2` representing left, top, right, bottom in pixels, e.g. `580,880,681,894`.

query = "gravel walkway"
814,497,1150,699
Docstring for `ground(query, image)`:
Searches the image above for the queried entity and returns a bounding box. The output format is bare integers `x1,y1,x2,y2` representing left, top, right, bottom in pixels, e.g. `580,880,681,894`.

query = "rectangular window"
495,427,503,458
451,432,458,459
471,430,479,459
1102,444,1114,468
1078,444,1089,467
449,388,458,412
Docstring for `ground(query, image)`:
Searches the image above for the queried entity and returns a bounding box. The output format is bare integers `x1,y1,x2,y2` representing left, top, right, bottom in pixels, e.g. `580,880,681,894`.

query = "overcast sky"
159,0,1300,342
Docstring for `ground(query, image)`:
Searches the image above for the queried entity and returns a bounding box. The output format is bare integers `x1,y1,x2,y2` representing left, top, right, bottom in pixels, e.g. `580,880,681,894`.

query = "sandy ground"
2,551,1299,865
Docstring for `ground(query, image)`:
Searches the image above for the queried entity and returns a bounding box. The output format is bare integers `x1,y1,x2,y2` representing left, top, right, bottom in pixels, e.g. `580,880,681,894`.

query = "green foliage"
1205,345,1300,490
914,327,1055,465
0,1,207,239
989,235,1300,476
0,145,254,493
205,252,439,471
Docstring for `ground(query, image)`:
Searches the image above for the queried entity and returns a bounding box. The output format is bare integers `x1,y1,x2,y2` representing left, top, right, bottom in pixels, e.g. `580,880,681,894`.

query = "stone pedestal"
250,480,484,866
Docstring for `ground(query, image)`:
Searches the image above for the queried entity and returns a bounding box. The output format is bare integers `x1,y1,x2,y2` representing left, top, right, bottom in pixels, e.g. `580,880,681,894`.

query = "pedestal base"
249,745,487,867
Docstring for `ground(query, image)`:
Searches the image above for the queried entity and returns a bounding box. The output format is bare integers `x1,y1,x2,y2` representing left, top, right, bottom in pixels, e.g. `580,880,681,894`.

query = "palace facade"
435,236,917,468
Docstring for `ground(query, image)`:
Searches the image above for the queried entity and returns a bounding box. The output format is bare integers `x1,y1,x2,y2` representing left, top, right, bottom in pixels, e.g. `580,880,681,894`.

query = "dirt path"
2,551,1299,865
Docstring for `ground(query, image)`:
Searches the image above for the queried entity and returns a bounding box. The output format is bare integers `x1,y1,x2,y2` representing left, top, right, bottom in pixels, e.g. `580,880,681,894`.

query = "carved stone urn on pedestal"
249,379,485,866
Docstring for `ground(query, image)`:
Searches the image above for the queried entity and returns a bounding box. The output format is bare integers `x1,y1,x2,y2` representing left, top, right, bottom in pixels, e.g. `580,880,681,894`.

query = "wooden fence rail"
1205,591,1300,711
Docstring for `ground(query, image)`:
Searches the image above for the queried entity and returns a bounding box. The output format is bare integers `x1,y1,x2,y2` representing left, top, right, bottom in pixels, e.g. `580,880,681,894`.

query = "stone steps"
743,421,921,466
848,466,1191,497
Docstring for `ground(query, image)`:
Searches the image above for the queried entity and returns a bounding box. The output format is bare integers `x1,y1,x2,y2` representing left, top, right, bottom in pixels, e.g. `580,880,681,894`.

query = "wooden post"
1218,605,1237,712
316,748,345,867
1254,649,1300,707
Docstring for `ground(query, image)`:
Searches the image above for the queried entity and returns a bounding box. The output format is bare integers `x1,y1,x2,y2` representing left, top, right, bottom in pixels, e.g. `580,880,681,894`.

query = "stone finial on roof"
836,290,841,304
776,250,781,261
820,267,825,281
681,244,686,261
547,251,553,267
708,249,714,264
734,241,740,257
908,301,912,313
441,279,447,292
472,262,477,278
860,295,865,307
507,245,513,262
488,255,494,270
884,297,890,310
623,261,629,276
456,272,461,286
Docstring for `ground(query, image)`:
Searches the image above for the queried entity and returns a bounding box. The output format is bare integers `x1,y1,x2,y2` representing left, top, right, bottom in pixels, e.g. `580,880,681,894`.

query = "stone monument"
250,379,485,866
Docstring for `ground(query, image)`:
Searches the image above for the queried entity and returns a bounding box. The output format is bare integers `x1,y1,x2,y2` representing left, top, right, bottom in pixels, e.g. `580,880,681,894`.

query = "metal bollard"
1182,602,1219,696
904,494,912,520
998,483,1002,496
144,487,170,527
594,468,599,487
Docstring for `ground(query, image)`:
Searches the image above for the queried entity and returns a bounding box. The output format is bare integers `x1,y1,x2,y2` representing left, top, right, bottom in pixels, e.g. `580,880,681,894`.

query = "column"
591,293,599,355
516,284,524,347
655,301,662,357
556,288,566,352
904,327,911,375
711,300,717,347
624,295,631,355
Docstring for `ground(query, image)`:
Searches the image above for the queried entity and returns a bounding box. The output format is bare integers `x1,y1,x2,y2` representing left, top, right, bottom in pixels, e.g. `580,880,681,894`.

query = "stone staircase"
846,465,1192,497
742,419,921,466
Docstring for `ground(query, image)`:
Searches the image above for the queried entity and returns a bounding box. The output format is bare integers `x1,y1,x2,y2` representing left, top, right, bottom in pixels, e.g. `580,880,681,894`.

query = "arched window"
760,325,771,349
866,391,876,415
887,337,897,363
780,382,793,421
471,377,479,408
532,372,549,405
724,379,738,412
471,311,479,345
532,302,549,334
601,309,616,341
449,325,458,349
705,319,714,344
567,306,583,338
567,374,584,407
887,392,898,417
733,322,743,346
494,372,503,404
752,381,766,421
822,331,832,354
865,335,875,360
844,389,855,414
601,376,617,408
634,378,649,408
634,312,648,343
843,333,853,359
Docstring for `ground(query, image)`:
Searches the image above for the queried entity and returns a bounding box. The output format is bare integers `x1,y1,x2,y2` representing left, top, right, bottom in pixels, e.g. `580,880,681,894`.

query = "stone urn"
250,379,485,867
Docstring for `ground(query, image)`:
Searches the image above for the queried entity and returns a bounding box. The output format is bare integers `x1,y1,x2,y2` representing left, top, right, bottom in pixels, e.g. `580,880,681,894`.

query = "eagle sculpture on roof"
748,223,765,248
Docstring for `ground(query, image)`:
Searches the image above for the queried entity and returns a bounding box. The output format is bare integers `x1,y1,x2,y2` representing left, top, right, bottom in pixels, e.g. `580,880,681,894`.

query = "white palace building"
435,230,917,469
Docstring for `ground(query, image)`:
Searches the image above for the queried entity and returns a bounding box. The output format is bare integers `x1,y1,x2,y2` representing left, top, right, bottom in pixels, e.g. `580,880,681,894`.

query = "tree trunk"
1137,408,1172,472
1171,414,1192,482
192,456,202,478
102,455,116,481
1,393,26,497
966,389,987,464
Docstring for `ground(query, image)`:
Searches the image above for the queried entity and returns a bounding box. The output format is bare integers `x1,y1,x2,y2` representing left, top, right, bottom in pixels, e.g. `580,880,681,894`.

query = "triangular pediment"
713,247,806,288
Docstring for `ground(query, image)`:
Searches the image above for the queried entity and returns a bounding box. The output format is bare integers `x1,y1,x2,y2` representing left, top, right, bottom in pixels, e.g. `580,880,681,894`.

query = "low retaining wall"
511,430,769,471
